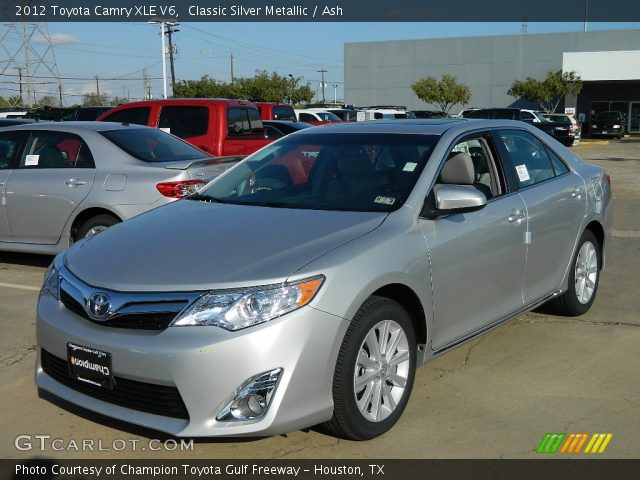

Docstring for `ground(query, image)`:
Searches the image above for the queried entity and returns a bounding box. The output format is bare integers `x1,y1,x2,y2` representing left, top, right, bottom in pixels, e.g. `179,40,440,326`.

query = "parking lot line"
0,282,40,292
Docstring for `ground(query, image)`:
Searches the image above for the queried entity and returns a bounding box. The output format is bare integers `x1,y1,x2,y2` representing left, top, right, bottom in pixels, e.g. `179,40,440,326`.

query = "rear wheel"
75,214,119,241
322,296,416,440
546,229,601,316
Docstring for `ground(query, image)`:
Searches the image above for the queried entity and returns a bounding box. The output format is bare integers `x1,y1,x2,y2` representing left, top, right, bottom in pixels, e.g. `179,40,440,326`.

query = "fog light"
216,368,282,421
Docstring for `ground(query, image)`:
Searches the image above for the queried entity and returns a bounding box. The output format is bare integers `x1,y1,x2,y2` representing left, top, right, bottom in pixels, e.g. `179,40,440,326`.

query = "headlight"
171,275,324,330
592,124,598,128
40,261,60,301
613,124,621,129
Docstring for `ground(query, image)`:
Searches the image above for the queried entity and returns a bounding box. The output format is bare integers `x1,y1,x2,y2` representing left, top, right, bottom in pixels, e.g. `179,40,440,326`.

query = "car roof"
108,98,257,108
288,118,532,135
0,121,156,134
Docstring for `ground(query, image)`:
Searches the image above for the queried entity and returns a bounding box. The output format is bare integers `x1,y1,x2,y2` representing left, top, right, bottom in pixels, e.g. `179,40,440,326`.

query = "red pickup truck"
255,102,297,121
97,99,271,156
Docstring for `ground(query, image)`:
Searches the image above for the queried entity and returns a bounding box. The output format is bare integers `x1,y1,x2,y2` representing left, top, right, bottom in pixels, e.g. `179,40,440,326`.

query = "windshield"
595,112,622,122
316,111,341,122
543,114,571,124
197,133,438,212
101,128,210,163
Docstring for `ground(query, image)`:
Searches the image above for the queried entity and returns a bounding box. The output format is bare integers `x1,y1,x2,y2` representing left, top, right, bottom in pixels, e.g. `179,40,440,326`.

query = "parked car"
98,99,271,156
294,109,343,125
306,108,358,122
65,106,114,121
359,108,417,120
36,119,611,440
0,122,239,254
0,118,37,128
411,110,449,119
590,111,625,139
542,113,582,144
464,108,579,146
262,120,313,139
0,110,28,119
255,102,297,121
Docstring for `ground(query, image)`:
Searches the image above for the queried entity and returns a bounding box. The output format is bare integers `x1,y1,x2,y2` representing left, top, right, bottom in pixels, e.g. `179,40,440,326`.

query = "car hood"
65,200,386,292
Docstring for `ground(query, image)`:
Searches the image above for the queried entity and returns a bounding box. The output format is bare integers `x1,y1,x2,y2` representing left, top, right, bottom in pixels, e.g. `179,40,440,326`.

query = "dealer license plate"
67,342,114,389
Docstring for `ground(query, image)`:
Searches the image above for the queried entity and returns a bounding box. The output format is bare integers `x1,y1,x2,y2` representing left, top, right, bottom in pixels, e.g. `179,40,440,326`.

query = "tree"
508,70,582,113
411,74,471,113
36,95,58,107
173,71,315,105
0,95,23,108
291,83,314,105
173,75,240,99
82,92,109,106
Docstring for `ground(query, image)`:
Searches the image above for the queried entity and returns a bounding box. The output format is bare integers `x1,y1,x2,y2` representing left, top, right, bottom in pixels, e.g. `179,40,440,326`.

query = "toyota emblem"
86,292,111,321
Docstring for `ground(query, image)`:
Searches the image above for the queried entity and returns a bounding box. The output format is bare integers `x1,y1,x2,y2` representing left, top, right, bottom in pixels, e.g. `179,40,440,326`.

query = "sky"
1,21,639,106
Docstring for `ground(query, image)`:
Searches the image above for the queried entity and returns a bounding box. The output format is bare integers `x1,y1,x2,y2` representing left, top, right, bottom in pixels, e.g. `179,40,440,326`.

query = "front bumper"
36,294,349,437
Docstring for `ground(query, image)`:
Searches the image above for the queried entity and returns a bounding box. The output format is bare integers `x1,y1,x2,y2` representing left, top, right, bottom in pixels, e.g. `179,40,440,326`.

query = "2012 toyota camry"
36,119,612,440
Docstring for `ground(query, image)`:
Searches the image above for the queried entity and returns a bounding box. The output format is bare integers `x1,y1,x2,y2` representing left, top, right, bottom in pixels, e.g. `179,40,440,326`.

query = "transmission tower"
0,19,63,108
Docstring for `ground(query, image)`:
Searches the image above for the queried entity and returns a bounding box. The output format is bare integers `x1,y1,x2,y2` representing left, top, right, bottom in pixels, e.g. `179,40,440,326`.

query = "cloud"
33,33,79,44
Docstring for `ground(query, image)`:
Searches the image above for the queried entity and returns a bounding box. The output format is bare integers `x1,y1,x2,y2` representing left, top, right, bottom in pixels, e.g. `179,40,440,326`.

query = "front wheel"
322,296,417,440
547,229,601,316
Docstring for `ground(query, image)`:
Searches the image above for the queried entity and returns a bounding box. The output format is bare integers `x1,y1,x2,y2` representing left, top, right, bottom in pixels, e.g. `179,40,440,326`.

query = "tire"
75,214,119,241
546,229,601,316
322,296,417,440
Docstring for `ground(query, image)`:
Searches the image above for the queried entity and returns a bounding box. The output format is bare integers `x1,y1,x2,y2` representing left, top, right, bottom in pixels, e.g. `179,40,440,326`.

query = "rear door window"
20,132,95,169
159,106,209,138
0,131,25,169
101,107,151,126
272,106,296,121
298,113,317,122
227,107,264,136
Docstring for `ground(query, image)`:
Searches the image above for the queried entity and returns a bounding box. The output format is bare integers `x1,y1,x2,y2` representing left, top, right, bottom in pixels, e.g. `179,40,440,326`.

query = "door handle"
571,187,583,198
507,208,526,223
65,178,86,187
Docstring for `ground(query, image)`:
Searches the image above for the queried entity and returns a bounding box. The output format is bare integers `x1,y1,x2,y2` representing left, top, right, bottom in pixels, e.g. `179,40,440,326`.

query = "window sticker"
403,162,417,172
25,154,39,166
374,195,396,205
159,127,171,134
515,164,530,182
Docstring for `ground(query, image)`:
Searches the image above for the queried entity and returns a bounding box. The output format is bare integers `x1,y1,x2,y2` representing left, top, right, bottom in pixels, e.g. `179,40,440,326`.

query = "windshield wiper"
186,194,228,203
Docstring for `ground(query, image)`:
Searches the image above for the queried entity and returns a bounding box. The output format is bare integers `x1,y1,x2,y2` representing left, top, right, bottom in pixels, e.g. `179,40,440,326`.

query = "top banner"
3,0,640,22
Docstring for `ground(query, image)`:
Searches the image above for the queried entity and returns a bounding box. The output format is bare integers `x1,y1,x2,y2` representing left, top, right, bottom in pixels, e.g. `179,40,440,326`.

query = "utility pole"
317,68,327,104
230,53,234,83
143,69,151,100
95,75,101,105
58,82,63,107
16,67,23,105
333,84,338,105
164,23,179,95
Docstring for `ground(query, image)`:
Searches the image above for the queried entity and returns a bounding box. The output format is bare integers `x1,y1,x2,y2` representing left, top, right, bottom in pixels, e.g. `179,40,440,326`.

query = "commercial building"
344,29,640,133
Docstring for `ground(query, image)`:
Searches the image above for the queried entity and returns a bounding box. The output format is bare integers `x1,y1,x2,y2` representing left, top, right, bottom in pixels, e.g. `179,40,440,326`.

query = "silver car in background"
36,119,612,440
0,122,236,254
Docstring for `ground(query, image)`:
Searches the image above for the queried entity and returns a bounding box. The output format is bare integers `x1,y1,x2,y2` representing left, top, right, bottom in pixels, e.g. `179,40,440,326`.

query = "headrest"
440,152,475,185
337,150,376,177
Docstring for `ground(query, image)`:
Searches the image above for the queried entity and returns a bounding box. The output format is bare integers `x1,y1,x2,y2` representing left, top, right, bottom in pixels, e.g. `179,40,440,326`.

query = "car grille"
41,349,189,420
60,288,181,330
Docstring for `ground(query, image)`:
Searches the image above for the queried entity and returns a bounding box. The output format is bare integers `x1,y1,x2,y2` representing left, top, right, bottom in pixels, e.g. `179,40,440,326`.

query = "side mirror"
421,184,487,219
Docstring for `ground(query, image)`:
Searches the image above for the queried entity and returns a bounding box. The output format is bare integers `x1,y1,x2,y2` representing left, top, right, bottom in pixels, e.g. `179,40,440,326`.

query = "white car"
294,109,342,124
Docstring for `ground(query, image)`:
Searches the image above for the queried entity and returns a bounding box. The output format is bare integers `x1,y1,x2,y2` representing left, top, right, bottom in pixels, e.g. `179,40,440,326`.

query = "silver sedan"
36,119,612,440
0,122,236,254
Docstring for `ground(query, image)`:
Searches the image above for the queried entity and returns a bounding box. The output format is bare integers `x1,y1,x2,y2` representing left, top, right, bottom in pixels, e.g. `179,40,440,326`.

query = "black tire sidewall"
565,230,601,315
333,298,417,440
76,214,118,240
